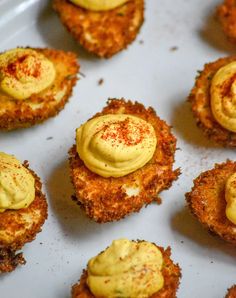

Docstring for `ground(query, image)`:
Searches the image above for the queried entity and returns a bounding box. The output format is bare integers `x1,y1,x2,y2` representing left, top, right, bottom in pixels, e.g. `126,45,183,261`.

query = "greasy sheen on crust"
69,98,179,223
186,160,236,245
0,47,79,130
71,244,181,298
217,0,236,43
226,285,236,298
53,0,144,58
0,161,48,273
189,56,236,147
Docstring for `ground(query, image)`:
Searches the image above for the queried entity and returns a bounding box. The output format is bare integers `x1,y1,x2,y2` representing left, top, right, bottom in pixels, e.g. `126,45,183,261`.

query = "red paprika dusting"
220,73,236,98
100,117,151,146
3,53,42,80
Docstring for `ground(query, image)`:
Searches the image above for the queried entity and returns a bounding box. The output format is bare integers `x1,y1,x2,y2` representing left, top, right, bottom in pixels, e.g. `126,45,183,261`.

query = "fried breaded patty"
217,0,236,43
186,161,236,245
0,48,79,130
0,161,47,273
189,56,236,147
226,285,236,298
71,245,181,298
69,98,179,223
53,0,144,58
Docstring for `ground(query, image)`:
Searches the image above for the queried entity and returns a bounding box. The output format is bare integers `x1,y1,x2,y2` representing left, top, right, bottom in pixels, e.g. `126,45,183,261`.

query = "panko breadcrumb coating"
186,160,236,245
69,98,179,223
0,161,47,273
71,244,181,298
217,0,236,43
0,48,79,130
189,56,236,147
53,0,144,58
226,285,236,298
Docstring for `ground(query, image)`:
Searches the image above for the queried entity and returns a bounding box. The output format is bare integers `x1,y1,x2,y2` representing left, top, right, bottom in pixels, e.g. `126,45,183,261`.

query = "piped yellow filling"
0,152,35,213
225,172,236,225
0,48,56,100
76,114,157,178
70,0,129,11
87,239,164,298
211,61,236,132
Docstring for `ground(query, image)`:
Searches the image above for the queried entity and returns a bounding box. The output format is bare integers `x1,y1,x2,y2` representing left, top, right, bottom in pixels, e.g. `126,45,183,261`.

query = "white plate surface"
0,0,236,297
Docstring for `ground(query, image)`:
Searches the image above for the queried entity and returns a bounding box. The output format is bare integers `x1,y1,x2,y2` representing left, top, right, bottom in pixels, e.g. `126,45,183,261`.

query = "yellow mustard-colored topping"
70,0,129,11
76,114,157,178
0,152,35,213
211,61,236,132
87,239,164,298
225,172,236,225
0,48,56,100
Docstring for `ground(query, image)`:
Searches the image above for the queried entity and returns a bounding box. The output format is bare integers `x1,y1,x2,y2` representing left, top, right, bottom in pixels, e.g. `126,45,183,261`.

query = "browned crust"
217,0,236,43
0,47,79,130
186,160,236,245
0,161,48,273
71,245,181,298
226,285,236,298
69,98,180,223
0,249,26,273
53,0,144,58
188,56,236,147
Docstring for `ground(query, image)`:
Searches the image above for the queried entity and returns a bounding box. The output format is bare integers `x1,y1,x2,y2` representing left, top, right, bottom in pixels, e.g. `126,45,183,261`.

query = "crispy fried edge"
0,249,26,273
0,47,79,130
217,0,236,43
188,56,236,147
186,160,236,245
53,0,144,58
69,98,180,223
226,285,236,298
71,244,181,298
0,161,48,273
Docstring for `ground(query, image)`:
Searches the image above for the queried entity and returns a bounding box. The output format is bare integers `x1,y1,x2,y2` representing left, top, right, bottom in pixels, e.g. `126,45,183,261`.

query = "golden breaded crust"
69,98,179,223
0,161,48,273
189,56,236,147
71,245,181,298
217,0,236,43
226,285,236,298
0,48,79,130
53,0,144,58
186,160,236,245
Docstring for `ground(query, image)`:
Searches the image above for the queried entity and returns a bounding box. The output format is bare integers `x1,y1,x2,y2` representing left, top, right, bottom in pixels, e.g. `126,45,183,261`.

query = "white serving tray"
0,0,236,297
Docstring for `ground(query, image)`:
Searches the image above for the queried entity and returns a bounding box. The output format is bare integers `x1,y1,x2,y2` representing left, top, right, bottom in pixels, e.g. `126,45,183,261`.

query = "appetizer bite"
186,161,236,245
189,56,236,146
0,47,79,130
69,98,179,222
0,152,47,273
225,285,236,298
217,0,236,43
72,238,181,298
53,0,144,58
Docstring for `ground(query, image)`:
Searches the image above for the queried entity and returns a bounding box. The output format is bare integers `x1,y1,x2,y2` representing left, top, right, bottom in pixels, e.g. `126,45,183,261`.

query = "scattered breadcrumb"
98,78,104,85
170,46,178,51
79,71,86,78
